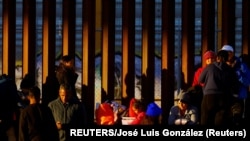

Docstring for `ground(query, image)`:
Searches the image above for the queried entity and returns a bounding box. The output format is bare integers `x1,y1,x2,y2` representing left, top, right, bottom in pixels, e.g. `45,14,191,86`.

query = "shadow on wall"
13,54,202,102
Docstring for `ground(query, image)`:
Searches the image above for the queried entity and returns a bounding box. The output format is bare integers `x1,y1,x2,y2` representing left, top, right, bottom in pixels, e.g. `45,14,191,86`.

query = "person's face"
21,88,29,97
132,106,139,114
64,60,74,68
178,100,188,111
27,92,32,101
205,57,215,65
59,88,71,103
228,51,234,61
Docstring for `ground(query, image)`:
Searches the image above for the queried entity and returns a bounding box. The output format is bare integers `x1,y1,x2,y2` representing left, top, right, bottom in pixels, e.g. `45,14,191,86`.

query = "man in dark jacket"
19,86,59,141
48,84,87,141
199,50,237,126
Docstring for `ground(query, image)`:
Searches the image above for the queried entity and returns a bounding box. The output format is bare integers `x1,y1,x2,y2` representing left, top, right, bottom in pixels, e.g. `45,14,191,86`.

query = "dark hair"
217,50,229,62
58,55,75,70
29,86,41,99
61,55,73,63
20,74,35,89
132,100,146,112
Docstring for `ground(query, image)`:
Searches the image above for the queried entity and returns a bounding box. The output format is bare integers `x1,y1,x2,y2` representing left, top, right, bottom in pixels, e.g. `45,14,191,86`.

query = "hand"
175,118,188,125
113,110,118,122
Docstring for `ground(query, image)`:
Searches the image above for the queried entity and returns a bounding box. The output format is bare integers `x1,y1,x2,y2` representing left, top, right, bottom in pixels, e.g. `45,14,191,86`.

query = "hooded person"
128,98,137,117
128,99,146,125
140,102,162,125
146,102,162,117
179,92,191,104
95,102,115,125
168,92,199,125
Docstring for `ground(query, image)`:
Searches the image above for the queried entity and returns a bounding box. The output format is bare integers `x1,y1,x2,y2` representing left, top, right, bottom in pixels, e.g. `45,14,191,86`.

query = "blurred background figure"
221,45,250,125
239,54,250,124
18,73,36,108
56,55,78,99
0,74,19,141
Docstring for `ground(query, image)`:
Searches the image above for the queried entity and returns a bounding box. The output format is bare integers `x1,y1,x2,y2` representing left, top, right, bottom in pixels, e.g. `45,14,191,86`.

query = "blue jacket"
232,56,250,99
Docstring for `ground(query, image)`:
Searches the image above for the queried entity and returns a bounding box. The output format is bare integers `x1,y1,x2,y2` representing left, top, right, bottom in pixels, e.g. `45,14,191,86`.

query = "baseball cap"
221,45,234,52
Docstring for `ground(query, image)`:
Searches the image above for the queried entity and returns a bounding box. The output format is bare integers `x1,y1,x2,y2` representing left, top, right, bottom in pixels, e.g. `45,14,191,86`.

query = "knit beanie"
203,50,215,60
178,92,191,104
146,102,162,117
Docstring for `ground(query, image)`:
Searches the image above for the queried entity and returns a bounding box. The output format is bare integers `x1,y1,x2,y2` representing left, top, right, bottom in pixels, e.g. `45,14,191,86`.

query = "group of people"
169,45,250,126
1,45,250,140
1,55,86,141
115,44,250,127
95,98,163,125
18,84,86,141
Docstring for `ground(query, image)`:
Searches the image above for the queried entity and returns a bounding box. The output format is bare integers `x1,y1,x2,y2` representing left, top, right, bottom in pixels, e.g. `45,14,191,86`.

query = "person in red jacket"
128,98,137,117
192,50,216,87
129,99,146,125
